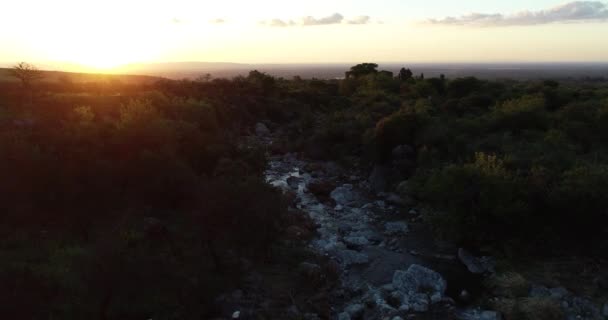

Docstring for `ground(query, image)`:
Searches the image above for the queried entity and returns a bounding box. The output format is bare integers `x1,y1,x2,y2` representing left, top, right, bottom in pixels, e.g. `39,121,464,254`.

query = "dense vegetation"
0,73,296,319
298,64,608,257
1,63,607,318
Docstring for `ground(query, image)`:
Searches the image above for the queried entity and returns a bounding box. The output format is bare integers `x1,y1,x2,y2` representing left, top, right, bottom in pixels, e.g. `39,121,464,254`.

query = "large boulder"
392,264,447,298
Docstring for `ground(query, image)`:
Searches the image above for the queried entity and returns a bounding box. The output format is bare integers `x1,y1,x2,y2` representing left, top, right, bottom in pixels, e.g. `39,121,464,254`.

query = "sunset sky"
1,0,607,70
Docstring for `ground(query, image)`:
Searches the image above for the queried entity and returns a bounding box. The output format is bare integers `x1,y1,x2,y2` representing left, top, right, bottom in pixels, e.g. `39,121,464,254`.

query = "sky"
1,0,607,70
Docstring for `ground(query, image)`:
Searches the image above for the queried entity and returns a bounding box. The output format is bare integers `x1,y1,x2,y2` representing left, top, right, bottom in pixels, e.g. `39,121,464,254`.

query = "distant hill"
2,62,607,82
0,68,164,84
114,62,608,81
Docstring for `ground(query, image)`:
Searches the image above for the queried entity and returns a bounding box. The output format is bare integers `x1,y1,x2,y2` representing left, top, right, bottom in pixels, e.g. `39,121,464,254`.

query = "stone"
344,236,370,249
345,303,365,318
392,317,404,320
255,122,270,136
369,165,390,192
408,209,419,215
338,250,370,267
430,292,443,304
396,180,410,195
392,264,447,297
409,293,430,312
307,180,335,197
232,310,240,319
331,184,359,206
384,221,409,236
454,308,502,320
338,312,351,320
286,176,302,188
458,248,495,274
385,193,407,207
303,313,321,320
549,287,570,300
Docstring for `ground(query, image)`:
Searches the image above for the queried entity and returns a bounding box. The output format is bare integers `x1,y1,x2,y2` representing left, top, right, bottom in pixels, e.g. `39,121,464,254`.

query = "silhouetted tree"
10,62,44,88
10,62,44,105
398,68,413,81
345,63,378,79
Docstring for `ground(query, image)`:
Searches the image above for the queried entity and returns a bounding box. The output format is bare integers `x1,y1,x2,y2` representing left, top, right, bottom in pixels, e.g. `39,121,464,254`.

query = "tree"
345,63,378,79
10,62,44,105
10,62,44,88
398,68,413,81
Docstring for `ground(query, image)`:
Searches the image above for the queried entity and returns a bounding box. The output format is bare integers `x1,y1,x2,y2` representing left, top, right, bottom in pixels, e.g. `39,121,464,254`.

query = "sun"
33,20,162,72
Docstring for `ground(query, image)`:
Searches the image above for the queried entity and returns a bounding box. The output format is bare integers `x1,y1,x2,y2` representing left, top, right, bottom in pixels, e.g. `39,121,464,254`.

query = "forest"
1,63,607,319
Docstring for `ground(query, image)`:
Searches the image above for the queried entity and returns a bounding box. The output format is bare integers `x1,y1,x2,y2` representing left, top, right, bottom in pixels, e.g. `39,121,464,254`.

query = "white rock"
231,310,240,319
392,264,446,297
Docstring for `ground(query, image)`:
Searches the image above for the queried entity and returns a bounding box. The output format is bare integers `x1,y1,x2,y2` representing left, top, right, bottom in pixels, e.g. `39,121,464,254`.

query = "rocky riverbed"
264,151,496,320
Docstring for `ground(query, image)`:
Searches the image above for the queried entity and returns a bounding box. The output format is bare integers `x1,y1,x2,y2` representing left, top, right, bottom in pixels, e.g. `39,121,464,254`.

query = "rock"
338,312,351,320
396,180,410,195
287,305,300,318
458,248,496,274
232,310,240,319
430,292,443,304
331,184,360,206
335,204,344,211
308,180,335,197
369,165,390,192
323,161,344,176
549,287,569,300
392,264,447,297
345,303,365,318
344,236,370,249
410,295,429,312
385,193,407,207
338,250,370,267
392,317,404,320
384,221,409,236
455,309,502,320
286,176,302,188
255,122,270,136
303,313,321,320
408,209,419,215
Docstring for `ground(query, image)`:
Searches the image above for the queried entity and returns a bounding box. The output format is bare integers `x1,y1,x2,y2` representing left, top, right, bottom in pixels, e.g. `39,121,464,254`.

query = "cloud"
346,16,371,25
209,18,226,24
261,13,371,27
302,13,344,25
428,1,608,27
